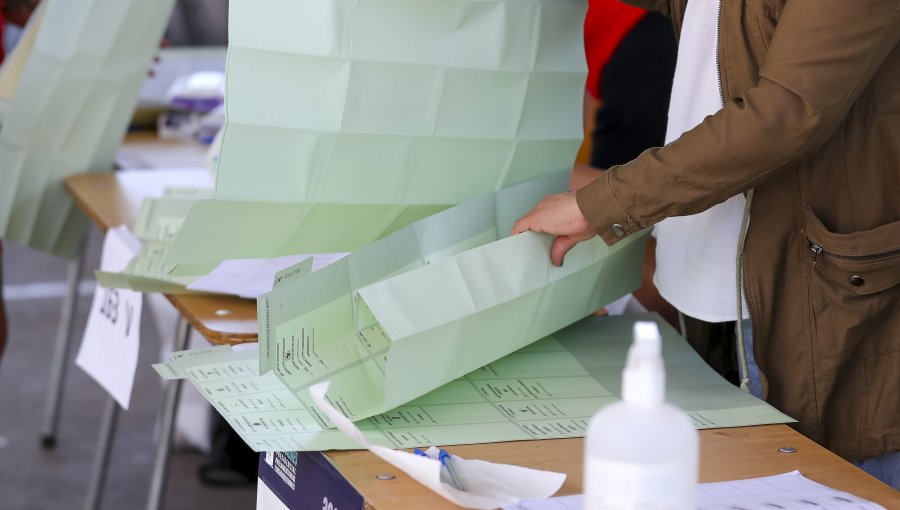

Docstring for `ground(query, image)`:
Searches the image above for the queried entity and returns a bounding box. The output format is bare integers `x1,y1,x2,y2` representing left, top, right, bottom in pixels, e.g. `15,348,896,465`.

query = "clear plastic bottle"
584,321,699,510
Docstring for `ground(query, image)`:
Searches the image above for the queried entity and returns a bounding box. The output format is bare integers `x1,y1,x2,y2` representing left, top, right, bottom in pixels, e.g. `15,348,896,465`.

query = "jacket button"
611,224,626,237
849,275,865,287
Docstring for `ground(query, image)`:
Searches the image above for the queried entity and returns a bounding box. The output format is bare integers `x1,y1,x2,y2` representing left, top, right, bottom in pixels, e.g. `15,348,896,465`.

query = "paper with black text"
76,226,144,409
503,471,887,510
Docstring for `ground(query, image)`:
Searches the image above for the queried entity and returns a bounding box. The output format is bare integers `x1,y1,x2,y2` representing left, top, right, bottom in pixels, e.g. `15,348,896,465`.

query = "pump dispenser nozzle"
622,322,666,407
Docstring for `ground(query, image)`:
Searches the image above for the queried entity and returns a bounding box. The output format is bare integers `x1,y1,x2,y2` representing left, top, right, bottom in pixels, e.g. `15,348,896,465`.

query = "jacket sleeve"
576,0,900,245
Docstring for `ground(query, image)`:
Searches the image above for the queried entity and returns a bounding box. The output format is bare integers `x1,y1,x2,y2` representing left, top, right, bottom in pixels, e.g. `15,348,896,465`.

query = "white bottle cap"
622,322,666,407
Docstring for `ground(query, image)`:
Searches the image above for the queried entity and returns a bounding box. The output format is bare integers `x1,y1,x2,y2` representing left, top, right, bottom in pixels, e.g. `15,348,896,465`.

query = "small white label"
584,457,695,510
75,226,143,410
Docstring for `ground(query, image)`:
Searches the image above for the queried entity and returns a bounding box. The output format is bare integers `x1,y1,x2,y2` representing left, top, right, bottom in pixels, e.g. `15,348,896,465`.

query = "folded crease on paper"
309,382,566,509
259,171,652,427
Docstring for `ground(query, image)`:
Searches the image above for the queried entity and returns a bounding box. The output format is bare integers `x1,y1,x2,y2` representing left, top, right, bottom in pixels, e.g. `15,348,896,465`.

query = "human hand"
512,192,596,267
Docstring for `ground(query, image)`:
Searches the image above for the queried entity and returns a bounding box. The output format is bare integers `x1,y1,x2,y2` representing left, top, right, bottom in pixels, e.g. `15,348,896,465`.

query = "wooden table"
65,167,258,345
323,425,899,509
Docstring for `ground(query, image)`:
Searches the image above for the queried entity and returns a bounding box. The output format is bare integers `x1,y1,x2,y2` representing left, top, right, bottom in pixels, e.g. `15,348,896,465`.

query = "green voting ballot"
163,0,588,268
155,314,793,452
257,170,650,427
0,0,176,257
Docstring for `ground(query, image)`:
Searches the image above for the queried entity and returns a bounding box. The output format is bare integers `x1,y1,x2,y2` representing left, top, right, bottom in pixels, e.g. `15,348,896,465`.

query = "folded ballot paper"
153,314,793,452
0,0,177,257
257,170,650,427
161,0,588,268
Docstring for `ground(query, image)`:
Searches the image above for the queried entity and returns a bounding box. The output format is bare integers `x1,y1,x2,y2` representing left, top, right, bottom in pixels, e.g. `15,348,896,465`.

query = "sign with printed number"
75,226,144,410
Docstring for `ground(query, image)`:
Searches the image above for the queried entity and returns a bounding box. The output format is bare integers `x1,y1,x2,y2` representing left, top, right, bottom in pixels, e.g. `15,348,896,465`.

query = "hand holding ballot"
512,192,595,267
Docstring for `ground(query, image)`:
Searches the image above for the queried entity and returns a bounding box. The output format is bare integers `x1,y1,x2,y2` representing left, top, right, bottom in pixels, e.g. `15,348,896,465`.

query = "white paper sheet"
116,168,213,199
504,471,887,510
186,253,348,298
309,382,566,510
75,226,144,409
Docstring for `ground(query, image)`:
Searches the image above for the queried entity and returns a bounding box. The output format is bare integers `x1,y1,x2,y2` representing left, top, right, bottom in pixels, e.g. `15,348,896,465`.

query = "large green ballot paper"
164,0,588,267
0,0,176,256
258,171,649,426
155,314,794,452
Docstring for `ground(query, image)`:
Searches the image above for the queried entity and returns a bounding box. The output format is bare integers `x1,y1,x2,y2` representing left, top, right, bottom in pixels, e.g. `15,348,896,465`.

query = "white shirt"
653,0,749,322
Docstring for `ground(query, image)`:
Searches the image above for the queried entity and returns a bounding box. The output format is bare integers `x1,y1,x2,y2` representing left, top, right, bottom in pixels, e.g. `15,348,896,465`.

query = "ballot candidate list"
162,315,793,452
177,335,615,452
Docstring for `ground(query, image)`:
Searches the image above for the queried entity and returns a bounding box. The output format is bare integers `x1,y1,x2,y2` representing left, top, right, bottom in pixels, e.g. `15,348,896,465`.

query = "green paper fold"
164,0,588,268
0,0,177,257
258,171,651,427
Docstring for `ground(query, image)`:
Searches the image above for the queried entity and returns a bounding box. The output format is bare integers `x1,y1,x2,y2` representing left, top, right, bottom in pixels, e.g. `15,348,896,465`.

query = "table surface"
64,133,258,345
327,424,900,509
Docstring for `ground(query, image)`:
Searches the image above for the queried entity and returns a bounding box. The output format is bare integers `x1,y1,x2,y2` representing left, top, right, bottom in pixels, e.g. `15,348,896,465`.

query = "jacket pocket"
802,207,900,295
802,207,900,459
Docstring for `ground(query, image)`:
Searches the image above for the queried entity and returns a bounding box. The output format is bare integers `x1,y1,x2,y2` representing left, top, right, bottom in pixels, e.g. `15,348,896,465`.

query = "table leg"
83,397,120,510
40,235,87,448
146,316,191,510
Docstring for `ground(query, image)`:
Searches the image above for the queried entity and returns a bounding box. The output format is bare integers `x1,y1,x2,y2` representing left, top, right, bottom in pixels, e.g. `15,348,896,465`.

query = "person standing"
514,0,900,488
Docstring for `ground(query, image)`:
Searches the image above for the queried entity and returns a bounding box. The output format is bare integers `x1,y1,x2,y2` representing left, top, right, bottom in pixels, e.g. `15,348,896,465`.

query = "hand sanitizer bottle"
584,321,698,509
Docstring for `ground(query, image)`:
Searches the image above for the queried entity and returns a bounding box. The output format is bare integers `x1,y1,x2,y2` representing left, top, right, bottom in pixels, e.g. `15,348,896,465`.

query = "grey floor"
0,228,256,509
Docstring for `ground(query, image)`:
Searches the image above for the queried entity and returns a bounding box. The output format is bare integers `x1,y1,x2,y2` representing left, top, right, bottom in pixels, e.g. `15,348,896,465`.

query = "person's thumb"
550,235,579,267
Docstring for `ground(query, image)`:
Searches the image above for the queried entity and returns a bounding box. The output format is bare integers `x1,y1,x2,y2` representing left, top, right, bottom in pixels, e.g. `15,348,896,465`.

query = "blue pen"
439,449,465,491
413,448,429,458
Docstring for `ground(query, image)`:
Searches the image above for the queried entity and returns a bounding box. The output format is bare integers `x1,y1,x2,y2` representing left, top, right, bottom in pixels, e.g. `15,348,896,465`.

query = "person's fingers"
550,235,579,267
511,214,534,235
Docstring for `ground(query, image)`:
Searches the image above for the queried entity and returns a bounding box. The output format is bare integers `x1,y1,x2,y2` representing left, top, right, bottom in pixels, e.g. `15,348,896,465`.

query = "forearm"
578,0,900,244
570,163,604,191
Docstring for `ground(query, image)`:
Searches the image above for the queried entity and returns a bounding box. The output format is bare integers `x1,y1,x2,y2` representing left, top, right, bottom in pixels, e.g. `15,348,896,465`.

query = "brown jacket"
576,0,900,461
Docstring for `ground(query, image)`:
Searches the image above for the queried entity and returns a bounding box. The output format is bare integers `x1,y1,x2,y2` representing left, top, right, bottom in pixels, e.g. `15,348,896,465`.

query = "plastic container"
584,321,698,509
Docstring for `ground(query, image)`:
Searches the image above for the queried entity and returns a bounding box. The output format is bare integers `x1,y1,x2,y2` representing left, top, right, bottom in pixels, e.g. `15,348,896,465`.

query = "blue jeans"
737,318,762,398
853,451,900,490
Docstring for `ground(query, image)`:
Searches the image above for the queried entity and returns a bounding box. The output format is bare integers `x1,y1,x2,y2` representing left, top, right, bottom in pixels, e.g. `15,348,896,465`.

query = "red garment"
583,0,647,101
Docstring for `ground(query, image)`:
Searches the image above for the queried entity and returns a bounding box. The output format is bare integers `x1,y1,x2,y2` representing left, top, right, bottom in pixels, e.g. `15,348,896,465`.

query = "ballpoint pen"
413,448,465,491
439,449,465,492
